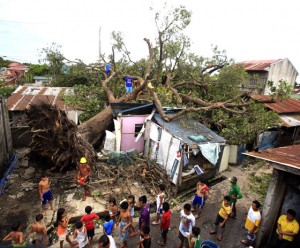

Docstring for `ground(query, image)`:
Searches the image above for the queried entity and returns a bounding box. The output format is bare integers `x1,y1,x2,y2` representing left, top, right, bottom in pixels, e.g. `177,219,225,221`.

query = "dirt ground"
0,149,271,248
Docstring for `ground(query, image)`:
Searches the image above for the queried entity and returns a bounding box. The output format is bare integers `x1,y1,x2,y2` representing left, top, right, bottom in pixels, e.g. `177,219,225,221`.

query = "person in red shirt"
158,202,171,246
80,206,99,245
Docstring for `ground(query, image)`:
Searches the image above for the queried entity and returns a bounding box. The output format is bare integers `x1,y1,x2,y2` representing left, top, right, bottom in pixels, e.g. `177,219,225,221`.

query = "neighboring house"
6,86,78,147
144,111,226,194
108,104,226,194
252,95,300,148
245,145,300,247
238,58,298,95
4,62,29,86
110,103,155,153
33,76,52,86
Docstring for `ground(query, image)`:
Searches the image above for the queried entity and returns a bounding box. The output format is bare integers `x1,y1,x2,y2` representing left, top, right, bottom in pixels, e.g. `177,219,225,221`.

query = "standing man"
77,157,92,201
38,174,56,216
277,209,299,247
192,179,209,219
240,200,261,246
123,74,133,94
229,176,242,219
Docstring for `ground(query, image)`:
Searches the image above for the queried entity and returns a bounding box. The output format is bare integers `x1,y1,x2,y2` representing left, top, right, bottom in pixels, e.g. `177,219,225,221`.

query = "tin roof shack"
237,59,298,95
144,113,226,194
245,145,300,247
6,86,78,147
252,95,300,149
111,103,154,153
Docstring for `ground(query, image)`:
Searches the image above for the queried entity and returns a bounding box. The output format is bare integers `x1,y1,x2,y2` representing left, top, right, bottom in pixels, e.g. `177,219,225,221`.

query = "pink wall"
119,116,146,153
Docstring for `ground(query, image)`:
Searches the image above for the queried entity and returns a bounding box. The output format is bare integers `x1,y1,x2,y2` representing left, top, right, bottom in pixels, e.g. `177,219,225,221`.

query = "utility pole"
99,27,102,61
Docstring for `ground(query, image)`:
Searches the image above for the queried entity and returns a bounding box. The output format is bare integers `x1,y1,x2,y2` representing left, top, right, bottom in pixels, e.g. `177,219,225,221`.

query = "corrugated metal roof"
280,114,300,127
251,94,300,113
6,86,75,111
153,113,226,145
245,145,300,169
237,59,279,71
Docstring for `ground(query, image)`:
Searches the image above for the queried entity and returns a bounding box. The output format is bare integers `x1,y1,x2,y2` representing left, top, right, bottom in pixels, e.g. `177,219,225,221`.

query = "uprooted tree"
28,6,290,169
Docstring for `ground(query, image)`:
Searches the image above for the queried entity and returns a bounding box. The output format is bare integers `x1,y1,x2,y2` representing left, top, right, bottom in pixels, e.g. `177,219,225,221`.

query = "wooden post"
175,144,185,197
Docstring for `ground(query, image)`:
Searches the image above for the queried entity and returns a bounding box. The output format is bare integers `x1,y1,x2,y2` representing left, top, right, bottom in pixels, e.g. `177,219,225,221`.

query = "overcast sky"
0,0,299,78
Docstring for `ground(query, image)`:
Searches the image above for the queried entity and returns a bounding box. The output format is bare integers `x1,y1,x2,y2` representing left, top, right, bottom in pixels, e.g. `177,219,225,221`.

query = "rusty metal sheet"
6,86,75,111
237,60,279,71
246,145,300,168
251,94,300,113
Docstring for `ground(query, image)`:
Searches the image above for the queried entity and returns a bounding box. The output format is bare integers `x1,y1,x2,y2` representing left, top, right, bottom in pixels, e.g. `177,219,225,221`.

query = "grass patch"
249,173,272,203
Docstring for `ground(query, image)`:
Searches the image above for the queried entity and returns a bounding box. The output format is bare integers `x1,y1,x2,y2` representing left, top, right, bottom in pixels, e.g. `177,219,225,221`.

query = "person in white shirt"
98,234,116,248
177,203,195,248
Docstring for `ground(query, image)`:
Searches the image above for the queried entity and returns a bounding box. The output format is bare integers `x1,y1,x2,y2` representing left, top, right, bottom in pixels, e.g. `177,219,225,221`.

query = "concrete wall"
0,97,13,175
256,168,300,247
264,58,299,95
119,115,146,153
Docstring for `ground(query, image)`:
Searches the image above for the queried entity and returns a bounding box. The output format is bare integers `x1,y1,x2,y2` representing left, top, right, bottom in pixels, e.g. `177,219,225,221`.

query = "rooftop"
153,113,226,145
251,94,300,114
237,59,279,71
245,145,300,170
6,86,75,111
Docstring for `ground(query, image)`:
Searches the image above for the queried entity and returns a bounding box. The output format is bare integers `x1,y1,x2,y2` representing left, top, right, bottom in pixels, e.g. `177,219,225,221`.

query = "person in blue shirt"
123,74,133,94
105,64,112,76
103,214,114,236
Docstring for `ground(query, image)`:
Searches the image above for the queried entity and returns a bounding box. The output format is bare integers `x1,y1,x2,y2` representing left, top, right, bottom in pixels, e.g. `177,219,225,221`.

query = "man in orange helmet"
77,157,92,201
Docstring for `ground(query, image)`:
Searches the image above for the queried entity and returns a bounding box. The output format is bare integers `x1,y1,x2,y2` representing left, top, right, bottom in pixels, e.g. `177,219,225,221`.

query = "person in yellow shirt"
209,196,231,241
240,200,261,246
277,209,299,247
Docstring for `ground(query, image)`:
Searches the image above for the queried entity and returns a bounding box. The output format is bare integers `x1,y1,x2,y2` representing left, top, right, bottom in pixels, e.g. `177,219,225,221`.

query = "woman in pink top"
56,208,76,248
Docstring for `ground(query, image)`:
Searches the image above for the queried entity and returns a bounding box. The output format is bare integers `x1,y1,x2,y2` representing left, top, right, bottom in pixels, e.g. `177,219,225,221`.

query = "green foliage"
0,57,12,68
213,103,280,144
249,173,272,203
61,84,107,122
0,85,16,98
267,79,293,100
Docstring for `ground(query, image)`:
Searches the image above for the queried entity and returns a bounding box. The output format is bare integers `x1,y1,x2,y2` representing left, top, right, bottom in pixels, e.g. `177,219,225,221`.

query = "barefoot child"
103,214,114,236
138,225,151,248
152,184,165,225
38,174,56,216
209,196,231,241
2,222,25,247
187,227,201,248
118,201,132,248
30,214,47,247
56,208,75,248
127,195,138,237
158,202,171,246
74,221,89,248
192,180,209,219
80,206,99,245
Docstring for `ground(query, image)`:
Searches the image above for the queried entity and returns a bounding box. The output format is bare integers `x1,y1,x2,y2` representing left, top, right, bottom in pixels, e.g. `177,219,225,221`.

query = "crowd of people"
1,158,299,248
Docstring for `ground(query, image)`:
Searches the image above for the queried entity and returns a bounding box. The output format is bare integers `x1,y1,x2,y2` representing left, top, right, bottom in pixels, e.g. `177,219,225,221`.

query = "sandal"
217,235,222,241
209,230,217,235
152,221,160,225
158,240,166,246
129,231,138,237
240,240,250,245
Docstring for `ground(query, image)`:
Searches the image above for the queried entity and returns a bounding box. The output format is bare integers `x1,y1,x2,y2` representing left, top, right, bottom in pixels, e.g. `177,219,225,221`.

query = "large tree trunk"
78,106,113,146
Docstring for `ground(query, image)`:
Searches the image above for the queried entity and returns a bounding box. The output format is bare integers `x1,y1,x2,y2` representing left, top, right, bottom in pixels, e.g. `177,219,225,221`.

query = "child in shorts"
108,196,118,224
158,202,171,246
80,206,99,245
128,195,138,237
30,214,47,247
74,221,89,248
56,208,75,248
138,225,151,248
103,214,114,236
152,184,165,225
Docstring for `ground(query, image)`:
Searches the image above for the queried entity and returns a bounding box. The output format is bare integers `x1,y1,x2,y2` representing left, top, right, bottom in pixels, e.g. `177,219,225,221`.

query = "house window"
134,124,143,137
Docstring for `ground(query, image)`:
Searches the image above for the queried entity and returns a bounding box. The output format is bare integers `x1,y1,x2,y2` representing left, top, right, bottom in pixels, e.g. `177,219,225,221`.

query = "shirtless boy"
77,157,92,201
118,201,132,248
2,222,25,247
39,174,56,215
192,180,209,219
30,214,47,247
